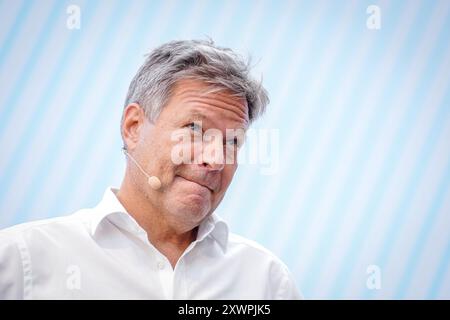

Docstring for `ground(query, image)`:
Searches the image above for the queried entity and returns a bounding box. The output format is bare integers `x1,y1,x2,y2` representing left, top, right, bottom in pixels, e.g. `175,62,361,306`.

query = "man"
0,40,301,299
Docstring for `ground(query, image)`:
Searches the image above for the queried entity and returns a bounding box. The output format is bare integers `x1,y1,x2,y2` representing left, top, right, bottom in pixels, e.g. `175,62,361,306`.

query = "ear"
121,103,145,151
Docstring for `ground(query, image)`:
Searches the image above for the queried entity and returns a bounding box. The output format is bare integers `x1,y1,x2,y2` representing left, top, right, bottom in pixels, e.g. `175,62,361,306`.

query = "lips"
177,175,216,193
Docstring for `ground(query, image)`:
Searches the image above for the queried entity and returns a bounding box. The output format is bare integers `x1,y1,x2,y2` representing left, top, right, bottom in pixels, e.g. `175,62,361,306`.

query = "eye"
186,122,202,132
225,137,239,148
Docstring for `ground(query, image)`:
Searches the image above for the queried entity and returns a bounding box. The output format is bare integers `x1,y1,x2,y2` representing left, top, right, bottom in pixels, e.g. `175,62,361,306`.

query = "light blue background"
1,0,449,299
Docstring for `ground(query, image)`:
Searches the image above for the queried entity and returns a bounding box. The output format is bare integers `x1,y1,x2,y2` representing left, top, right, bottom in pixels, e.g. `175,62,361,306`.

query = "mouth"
177,175,214,193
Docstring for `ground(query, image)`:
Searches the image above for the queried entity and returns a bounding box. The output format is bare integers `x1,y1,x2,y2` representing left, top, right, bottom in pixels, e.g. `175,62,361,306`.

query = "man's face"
126,80,249,231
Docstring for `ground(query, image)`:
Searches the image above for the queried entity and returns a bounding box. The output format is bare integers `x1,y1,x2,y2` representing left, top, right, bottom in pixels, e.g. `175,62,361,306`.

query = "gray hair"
122,39,269,130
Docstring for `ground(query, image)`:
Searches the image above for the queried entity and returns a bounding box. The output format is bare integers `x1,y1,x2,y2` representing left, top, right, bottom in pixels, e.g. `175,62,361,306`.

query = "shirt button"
157,261,165,270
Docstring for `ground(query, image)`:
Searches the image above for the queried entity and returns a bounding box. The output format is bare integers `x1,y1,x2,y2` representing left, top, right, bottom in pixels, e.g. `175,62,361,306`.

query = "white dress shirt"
0,187,301,300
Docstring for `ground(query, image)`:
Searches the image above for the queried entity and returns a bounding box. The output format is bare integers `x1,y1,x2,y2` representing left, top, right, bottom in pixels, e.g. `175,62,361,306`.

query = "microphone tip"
148,176,162,190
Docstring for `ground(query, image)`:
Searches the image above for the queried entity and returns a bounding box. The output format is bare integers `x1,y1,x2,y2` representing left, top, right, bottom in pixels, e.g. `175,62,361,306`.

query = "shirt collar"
90,187,229,251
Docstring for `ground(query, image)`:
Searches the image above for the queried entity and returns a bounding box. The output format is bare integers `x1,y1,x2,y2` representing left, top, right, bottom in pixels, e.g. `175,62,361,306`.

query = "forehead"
161,80,250,131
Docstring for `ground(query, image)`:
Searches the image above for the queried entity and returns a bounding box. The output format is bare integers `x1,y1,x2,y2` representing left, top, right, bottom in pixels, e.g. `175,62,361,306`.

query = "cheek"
160,148,181,183
145,132,180,183
219,165,237,192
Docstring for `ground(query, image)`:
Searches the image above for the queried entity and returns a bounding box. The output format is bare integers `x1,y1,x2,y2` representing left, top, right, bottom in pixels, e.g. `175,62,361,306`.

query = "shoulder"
226,232,292,276
0,208,93,243
228,233,283,261
225,233,303,299
227,233,284,262
0,209,92,299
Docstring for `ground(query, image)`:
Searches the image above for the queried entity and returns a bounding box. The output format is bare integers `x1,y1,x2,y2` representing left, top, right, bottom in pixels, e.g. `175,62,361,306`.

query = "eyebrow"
188,112,207,121
186,110,248,133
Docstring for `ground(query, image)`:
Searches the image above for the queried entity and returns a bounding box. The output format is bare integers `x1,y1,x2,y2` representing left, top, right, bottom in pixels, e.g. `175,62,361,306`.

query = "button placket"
157,260,165,270
173,241,200,300
154,254,173,299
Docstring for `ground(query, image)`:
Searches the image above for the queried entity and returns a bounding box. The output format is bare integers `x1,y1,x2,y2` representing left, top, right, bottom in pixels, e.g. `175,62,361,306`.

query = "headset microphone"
122,148,162,190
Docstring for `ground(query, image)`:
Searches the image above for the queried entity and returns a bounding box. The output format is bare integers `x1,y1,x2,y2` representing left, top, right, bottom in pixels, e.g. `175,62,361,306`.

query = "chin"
167,197,212,226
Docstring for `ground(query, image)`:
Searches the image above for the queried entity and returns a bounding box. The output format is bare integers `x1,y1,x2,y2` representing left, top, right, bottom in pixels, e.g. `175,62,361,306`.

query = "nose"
200,138,225,171
201,157,225,171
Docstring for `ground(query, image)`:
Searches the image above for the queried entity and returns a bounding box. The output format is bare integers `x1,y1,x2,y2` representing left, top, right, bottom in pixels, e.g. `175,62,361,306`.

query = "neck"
115,174,197,268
